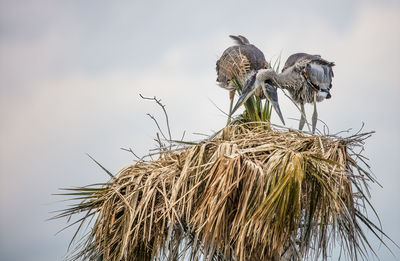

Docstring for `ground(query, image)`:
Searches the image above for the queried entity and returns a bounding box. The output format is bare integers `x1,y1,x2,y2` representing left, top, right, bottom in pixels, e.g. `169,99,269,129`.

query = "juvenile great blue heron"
216,35,284,124
232,53,334,133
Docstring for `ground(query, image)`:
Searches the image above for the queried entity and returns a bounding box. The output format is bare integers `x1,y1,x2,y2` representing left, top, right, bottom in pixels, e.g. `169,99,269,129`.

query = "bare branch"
192,132,211,137
208,97,229,117
140,94,172,142
180,131,186,141
316,118,330,136
120,147,141,160
154,132,165,151
147,113,168,141
281,89,312,132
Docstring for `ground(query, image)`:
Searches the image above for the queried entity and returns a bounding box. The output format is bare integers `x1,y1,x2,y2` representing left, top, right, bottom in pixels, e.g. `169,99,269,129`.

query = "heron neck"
267,70,282,86
273,70,293,89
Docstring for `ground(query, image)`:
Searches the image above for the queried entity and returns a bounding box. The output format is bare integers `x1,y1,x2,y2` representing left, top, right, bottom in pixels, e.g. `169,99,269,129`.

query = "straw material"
56,123,387,260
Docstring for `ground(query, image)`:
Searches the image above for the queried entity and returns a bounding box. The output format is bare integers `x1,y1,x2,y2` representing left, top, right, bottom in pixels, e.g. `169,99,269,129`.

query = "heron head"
255,68,276,83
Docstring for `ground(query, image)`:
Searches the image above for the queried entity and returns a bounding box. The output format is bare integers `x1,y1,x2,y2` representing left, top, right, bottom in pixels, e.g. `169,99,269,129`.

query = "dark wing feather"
305,57,335,92
241,45,267,70
305,63,331,91
229,35,247,46
238,35,250,45
216,45,251,85
216,39,268,87
282,53,320,72
282,52,334,91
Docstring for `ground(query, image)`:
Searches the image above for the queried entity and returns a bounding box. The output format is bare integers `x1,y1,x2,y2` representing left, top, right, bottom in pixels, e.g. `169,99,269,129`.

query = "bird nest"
55,123,389,261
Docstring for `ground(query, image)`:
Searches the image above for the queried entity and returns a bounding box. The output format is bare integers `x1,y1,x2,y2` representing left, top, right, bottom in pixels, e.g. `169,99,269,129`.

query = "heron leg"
311,91,318,134
299,103,306,130
227,90,235,125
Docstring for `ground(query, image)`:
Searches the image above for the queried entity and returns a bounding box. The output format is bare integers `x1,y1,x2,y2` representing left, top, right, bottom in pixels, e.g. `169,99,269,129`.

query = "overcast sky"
1,1,399,260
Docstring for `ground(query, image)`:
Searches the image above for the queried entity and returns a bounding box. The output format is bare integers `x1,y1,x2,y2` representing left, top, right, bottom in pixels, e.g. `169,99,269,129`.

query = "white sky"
0,1,399,260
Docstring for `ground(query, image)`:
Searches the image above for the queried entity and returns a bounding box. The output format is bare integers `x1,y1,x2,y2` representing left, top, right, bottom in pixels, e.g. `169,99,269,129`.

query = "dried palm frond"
53,123,394,261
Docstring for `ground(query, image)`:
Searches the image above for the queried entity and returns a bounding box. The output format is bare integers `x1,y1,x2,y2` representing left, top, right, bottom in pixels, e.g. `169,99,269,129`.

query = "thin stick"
208,98,229,117
120,147,141,160
281,89,312,132
140,94,172,142
147,113,168,141
180,131,186,141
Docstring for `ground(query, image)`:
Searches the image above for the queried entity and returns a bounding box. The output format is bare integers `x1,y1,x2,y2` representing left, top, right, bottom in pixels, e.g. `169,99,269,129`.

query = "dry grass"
54,122,393,261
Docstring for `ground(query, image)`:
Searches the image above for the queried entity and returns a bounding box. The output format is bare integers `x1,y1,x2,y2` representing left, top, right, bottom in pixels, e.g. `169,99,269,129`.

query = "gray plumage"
229,35,250,45
282,53,319,72
216,35,268,91
216,35,270,124
232,53,335,133
281,53,334,105
231,70,285,125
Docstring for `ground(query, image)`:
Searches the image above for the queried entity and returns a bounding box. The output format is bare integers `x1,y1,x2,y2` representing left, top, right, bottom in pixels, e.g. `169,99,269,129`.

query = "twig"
180,131,186,142
120,147,141,160
169,140,199,146
316,118,330,136
331,128,353,137
281,89,312,132
208,98,229,117
154,132,166,152
139,147,186,159
140,94,172,142
354,122,365,136
147,113,168,141
192,132,211,137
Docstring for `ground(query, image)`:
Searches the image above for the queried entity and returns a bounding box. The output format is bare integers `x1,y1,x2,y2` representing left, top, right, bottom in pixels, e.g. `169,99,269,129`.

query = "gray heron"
216,35,285,124
231,53,334,133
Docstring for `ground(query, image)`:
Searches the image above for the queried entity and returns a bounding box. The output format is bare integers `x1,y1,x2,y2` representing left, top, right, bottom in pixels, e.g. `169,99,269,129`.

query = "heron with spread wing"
216,35,285,124
231,53,334,133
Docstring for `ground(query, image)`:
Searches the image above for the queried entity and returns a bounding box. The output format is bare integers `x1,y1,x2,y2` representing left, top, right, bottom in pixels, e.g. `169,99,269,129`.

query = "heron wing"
282,53,320,72
305,60,334,92
216,44,267,86
283,53,334,92
229,35,248,45
216,46,250,85
238,35,250,45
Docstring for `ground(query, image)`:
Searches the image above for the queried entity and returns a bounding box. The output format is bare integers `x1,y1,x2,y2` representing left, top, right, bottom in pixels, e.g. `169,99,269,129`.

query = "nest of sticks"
55,120,392,261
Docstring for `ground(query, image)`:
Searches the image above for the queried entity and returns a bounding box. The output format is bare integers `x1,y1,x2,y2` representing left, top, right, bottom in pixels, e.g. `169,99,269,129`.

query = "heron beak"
230,80,258,115
262,82,285,125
